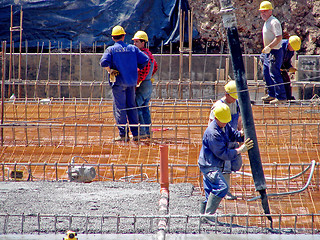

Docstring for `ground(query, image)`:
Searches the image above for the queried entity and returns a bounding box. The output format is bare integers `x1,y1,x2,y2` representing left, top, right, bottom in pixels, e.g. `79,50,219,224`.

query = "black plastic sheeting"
0,0,198,50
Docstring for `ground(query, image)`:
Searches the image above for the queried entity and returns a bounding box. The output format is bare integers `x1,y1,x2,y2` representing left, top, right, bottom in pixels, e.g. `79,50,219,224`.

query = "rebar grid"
1,100,320,233
0,213,319,235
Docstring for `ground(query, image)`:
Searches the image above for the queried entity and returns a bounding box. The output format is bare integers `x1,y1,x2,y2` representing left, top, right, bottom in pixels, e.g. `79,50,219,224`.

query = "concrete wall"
1,53,319,99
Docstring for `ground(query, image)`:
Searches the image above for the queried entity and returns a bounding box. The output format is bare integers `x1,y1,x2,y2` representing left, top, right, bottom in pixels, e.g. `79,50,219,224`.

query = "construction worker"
100,26,149,142
198,103,253,223
208,80,242,200
259,1,286,104
280,35,301,100
132,31,158,138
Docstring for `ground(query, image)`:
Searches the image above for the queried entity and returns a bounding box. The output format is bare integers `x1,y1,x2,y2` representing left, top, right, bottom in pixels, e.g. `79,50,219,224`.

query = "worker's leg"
270,49,286,100
223,173,237,200
262,53,276,98
125,86,139,137
202,171,228,223
281,71,293,100
135,80,153,136
112,85,129,138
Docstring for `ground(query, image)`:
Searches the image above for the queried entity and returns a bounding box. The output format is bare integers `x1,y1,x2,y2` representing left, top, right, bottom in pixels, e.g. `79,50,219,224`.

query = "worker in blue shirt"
280,35,301,100
100,26,149,142
208,81,242,200
198,103,253,223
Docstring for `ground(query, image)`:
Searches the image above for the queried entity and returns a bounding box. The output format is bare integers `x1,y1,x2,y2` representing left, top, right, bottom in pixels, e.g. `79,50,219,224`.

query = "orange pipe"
160,145,169,193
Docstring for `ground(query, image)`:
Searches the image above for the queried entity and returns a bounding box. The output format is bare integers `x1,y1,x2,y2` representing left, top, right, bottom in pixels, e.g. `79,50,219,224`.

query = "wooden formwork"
0,98,320,230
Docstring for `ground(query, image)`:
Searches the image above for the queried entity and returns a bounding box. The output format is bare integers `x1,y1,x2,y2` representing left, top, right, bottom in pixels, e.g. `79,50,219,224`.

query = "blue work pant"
112,85,139,137
203,170,228,200
135,80,153,136
261,49,286,100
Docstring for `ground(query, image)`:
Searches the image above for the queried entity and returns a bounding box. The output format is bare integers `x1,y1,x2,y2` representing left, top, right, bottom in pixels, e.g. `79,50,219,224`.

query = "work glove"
237,138,254,154
288,67,297,73
109,69,119,83
262,46,271,54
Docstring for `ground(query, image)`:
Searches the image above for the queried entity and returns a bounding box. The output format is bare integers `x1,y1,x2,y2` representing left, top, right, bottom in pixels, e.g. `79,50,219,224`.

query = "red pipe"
160,145,169,194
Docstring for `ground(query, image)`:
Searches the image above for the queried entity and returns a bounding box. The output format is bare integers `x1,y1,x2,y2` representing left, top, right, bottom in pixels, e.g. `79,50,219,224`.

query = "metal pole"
218,0,272,226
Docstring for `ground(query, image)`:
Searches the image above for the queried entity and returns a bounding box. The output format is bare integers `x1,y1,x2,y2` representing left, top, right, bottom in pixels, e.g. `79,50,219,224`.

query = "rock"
190,0,319,54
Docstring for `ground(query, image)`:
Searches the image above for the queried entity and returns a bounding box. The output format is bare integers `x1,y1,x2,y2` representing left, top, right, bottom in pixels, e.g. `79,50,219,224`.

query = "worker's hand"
151,77,155,83
288,67,297,73
262,46,271,54
109,69,119,83
237,138,254,154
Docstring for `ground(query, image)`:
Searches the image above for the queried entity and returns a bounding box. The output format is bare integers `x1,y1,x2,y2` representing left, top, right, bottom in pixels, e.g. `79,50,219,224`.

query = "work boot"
203,193,222,224
261,95,275,102
223,173,237,200
270,98,287,104
200,201,206,214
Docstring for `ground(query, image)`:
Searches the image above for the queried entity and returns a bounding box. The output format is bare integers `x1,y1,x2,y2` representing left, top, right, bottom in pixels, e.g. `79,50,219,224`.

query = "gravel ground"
0,181,204,234
0,181,307,235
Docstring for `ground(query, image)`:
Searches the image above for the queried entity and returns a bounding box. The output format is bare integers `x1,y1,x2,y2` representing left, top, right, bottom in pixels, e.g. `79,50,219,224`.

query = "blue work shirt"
281,39,294,70
198,120,244,174
100,41,149,87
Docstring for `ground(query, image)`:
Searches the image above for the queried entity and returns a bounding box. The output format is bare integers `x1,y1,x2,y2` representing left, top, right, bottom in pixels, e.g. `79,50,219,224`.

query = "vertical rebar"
184,164,188,183
74,123,77,146
158,40,163,82
2,162,5,181
170,163,173,184
100,216,103,233
37,213,40,234
86,124,89,146
55,162,58,181
12,126,16,146
43,162,46,181
9,6,13,85
69,41,72,85
188,9,193,83
85,215,88,234
18,6,23,97
140,163,143,182
69,215,72,230
37,123,40,146
169,41,172,81
99,124,102,146
28,161,33,181
125,164,128,182
63,123,66,145
54,215,57,234
21,213,24,234
3,214,8,234
50,123,53,146
111,163,114,181
187,100,190,144
1,42,6,146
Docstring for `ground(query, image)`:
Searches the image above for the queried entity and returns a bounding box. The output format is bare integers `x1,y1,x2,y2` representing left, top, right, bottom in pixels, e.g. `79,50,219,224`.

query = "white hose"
246,160,316,201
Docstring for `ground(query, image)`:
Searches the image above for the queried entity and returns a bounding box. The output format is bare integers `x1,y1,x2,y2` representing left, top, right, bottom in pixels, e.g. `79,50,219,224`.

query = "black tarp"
0,0,197,50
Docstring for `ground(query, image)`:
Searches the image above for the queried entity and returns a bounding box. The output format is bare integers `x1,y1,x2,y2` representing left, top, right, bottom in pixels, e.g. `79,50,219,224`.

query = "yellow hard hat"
132,31,148,42
289,35,301,51
213,102,231,123
224,80,238,99
111,25,126,36
259,1,273,11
